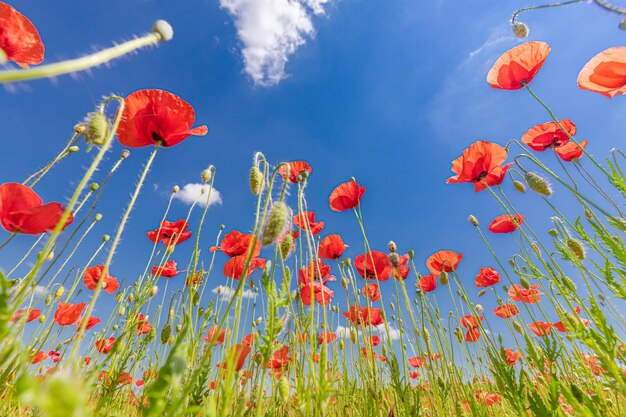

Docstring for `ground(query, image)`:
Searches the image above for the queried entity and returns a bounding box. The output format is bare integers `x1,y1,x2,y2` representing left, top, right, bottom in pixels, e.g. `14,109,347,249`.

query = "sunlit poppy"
426,250,463,276
151,260,181,278
95,337,116,354
488,214,524,233
279,161,312,183
528,321,551,336
54,302,86,326
409,371,419,379
508,284,541,304
299,259,333,282
267,346,291,374
298,265,334,306
555,140,588,162
185,271,204,287
329,180,366,212
117,89,208,148
475,391,502,406
293,212,325,235
581,354,606,375
417,274,437,292
11,308,40,323
342,306,384,327
474,267,500,287
362,283,382,302
318,331,337,345
354,250,392,281
135,314,153,335
203,326,227,345
446,141,513,192
0,183,74,234
83,265,119,294
0,3,44,68
318,234,348,260
408,356,426,368
504,348,522,366
48,350,61,363
368,335,381,346
210,230,261,258
242,333,255,347
391,253,411,280
460,314,483,329
521,119,575,151
146,219,192,246
135,379,144,387
493,304,519,319
118,372,133,386
79,316,101,331
578,46,626,98
223,256,266,280
31,350,46,364
465,327,481,342
487,41,550,90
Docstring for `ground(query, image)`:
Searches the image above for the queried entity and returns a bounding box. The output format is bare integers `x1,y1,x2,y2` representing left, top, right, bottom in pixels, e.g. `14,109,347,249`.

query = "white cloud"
34,285,46,296
211,285,257,301
219,0,332,86
374,324,401,342
173,183,223,208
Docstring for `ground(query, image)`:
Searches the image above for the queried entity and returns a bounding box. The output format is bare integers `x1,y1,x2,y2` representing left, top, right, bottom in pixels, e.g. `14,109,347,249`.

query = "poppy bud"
339,340,345,350
598,293,605,302
262,202,288,246
468,215,479,227
127,293,134,303
513,180,526,193
512,22,529,39
90,182,100,192
152,19,174,42
45,295,52,306
103,235,110,242
176,323,183,332
118,307,125,316
256,317,263,326
341,278,349,289
86,112,110,146
172,185,180,194
513,321,524,335
423,328,431,345
74,123,86,135
112,324,119,330
279,233,294,259
566,238,585,261
407,249,414,259
391,315,396,321
331,305,338,313
38,314,46,323
477,290,486,298
146,328,156,342
150,286,158,297
68,145,80,153
562,276,576,292
160,324,171,344
531,242,541,258
390,302,396,312
168,335,175,345
548,228,558,237
115,293,123,303
520,277,531,289
279,376,290,404
454,327,463,343
388,241,397,253
201,167,213,183
525,172,552,197
249,166,264,195
121,149,131,159
169,309,175,321
475,304,483,313
620,18,626,30
45,251,54,262
502,285,508,292
166,245,175,255
398,318,403,326
54,286,65,301
192,292,200,305
350,328,358,344
439,271,449,286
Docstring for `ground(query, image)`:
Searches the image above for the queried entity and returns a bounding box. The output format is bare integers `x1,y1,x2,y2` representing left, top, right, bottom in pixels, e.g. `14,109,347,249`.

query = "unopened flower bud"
160,324,171,344
407,249,414,259
68,145,80,153
118,306,125,316
341,278,349,289
120,149,131,159
54,286,65,301
38,314,46,323
172,185,180,194
512,22,529,38
390,302,396,312
74,123,86,135
279,233,294,259
475,304,483,313
201,167,213,183
127,293,134,303
350,328,358,344
90,182,99,192
150,286,158,297
45,295,52,306
388,241,397,253
439,271,449,286
279,376,290,404
255,317,263,326
249,166,264,195
513,180,526,193
94,213,103,222
102,234,110,242
262,202,288,246
477,289,486,298
520,277,531,289
566,238,585,261
531,242,541,258
548,228,558,238
513,321,524,335
86,112,109,146
525,172,552,197
468,215,479,227
388,252,400,267
619,18,626,30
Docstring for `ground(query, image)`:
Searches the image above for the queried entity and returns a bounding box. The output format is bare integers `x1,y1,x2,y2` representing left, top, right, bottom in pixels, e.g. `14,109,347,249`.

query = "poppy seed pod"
341,277,349,289
513,180,526,193
86,112,110,146
249,166,264,195
407,249,414,259
152,19,173,42
262,202,288,246
566,238,585,261
512,22,529,39
525,172,552,196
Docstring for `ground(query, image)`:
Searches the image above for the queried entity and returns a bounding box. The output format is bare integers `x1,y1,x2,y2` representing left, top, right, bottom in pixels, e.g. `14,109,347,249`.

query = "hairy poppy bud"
548,228,558,237
160,324,171,344
45,295,52,306
54,286,65,301
201,167,213,183
525,172,552,197
115,293,123,303
112,324,119,330
339,340,345,350
520,277,531,289
90,182,100,192
584,209,593,221
117,306,126,316
388,241,397,253
146,327,156,342
388,252,400,267
454,327,463,343
74,123,86,135
512,22,529,38
262,202,288,246
249,166,264,195
531,242,541,258
468,215,479,227
439,271,449,286
279,233,294,259
150,286,158,297
68,145,80,153
477,289,487,298
279,376,290,404
566,238,585,261
38,314,46,323
513,321,524,335
152,19,174,42
407,249,414,259
513,180,526,193
391,314,396,321
350,328,358,344
255,317,263,326
86,112,110,146
172,185,180,194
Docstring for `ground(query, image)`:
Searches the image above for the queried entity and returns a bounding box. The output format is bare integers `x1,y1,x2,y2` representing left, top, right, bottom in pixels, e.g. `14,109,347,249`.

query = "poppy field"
2,1,626,416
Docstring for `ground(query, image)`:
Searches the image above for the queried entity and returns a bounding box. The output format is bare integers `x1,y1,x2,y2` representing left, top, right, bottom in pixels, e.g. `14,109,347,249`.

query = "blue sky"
2,1,626,354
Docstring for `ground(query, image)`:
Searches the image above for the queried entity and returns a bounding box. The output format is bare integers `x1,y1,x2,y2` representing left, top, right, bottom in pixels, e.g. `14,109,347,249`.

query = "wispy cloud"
219,0,333,86
173,183,223,207
211,285,257,301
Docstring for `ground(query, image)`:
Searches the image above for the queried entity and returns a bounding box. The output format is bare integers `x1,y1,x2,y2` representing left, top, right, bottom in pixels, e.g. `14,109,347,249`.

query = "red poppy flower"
151,260,181,278
0,3,44,68
508,284,541,304
354,250,392,281
267,346,291,374
0,183,74,235
460,314,483,329
521,119,576,151
360,348,386,362
553,306,589,332
242,333,255,347
83,265,119,294
279,161,312,183
362,283,382,302
54,302,86,326
368,335,380,346
465,327,481,342
409,371,419,379
203,326,227,345
408,356,426,368
318,234,348,260
293,212,325,235
11,308,40,323
504,348,522,366
417,274,437,292
117,89,208,148
318,331,337,345
474,267,500,287
31,350,46,364
493,304,519,319
298,265,334,306
135,314,153,335
210,230,261,258
95,337,116,354
488,214,524,233
426,250,463,276
475,391,502,406
487,41,550,90
342,306,384,327
185,271,204,287
135,380,144,387
528,321,551,337
79,316,101,331
48,350,61,363
446,141,513,192
223,256,266,280
299,259,333,282
391,254,411,280
555,140,588,162
578,46,626,98
329,180,366,212
146,219,192,246
581,354,606,376
118,372,133,386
